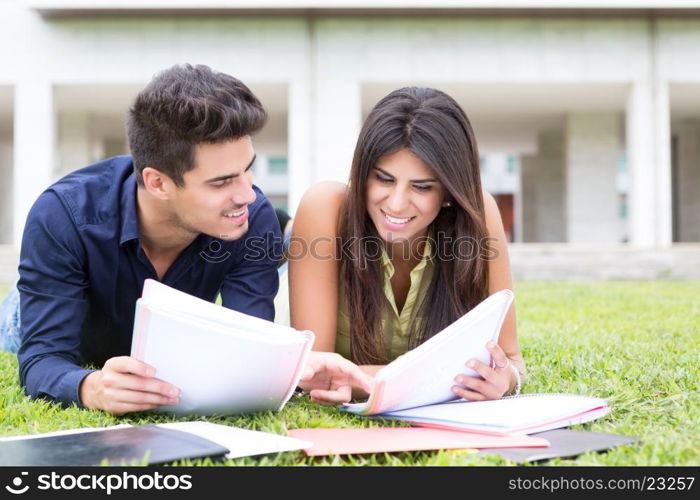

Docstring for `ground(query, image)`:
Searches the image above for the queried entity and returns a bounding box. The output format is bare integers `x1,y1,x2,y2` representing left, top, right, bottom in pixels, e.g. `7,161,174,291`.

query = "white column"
313,81,361,184
626,83,656,247
513,158,524,244
57,111,91,179
626,82,673,247
287,81,313,215
675,120,700,242
13,80,55,249
519,156,538,243
566,112,622,244
654,81,672,247
537,131,565,242
519,130,566,243
0,136,13,245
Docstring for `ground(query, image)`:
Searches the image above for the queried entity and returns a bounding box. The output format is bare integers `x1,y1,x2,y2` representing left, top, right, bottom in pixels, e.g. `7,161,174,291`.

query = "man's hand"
299,352,374,406
79,356,180,415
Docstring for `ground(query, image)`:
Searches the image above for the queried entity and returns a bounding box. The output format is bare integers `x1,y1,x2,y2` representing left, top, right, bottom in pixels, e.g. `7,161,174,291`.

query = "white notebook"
382,394,611,436
156,422,311,459
343,289,514,415
131,280,314,416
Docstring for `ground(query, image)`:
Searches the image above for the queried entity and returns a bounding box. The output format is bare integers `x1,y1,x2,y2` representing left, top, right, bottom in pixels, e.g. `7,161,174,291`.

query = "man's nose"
232,178,257,207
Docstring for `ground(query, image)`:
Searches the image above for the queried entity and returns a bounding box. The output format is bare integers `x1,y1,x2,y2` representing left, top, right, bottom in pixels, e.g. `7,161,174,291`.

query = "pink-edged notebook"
287,427,549,456
380,394,610,436
343,290,514,416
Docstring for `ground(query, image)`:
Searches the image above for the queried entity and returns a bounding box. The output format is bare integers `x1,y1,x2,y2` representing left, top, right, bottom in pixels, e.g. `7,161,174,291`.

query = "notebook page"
143,301,313,346
158,422,312,459
137,305,311,415
383,394,609,429
399,406,611,436
379,290,510,379
141,279,301,339
344,289,513,415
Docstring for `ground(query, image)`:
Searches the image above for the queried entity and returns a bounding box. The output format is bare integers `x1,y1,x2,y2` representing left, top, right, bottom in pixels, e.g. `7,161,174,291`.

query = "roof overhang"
25,1,700,18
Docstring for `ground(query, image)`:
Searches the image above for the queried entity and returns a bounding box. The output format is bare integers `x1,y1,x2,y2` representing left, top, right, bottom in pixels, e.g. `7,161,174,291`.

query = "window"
268,157,288,175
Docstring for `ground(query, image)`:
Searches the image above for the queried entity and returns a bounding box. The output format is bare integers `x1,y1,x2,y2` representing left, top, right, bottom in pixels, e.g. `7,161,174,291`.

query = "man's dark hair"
127,63,267,187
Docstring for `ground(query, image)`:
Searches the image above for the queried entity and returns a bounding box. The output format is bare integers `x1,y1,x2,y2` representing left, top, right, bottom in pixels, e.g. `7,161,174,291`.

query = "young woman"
289,87,525,405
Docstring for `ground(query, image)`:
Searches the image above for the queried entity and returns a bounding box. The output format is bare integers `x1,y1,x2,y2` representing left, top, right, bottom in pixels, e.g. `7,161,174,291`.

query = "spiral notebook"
343,289,514,416
380,393,611,436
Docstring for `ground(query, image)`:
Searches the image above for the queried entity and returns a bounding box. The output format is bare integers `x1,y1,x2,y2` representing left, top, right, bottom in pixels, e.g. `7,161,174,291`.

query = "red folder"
288,427,549,456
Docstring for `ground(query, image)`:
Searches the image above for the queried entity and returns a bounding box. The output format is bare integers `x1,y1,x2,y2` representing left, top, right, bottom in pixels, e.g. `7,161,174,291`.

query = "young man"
0,64,371,415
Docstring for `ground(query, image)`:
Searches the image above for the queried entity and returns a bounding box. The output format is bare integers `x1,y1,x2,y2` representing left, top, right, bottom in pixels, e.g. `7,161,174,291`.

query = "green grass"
0,281,698,465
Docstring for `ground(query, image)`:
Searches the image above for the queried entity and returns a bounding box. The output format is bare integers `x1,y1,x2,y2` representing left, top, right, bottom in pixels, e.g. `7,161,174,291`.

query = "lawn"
0,281,698,466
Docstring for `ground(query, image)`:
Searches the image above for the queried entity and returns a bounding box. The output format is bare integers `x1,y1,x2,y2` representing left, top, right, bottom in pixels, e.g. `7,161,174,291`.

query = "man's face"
167,136,258,241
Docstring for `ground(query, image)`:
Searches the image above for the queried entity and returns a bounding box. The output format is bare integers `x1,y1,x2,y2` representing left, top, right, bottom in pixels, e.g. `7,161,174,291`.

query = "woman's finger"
456,374,485,391
486,341,509,369
464,360,498,384
309,386,352,406
452,385,487,401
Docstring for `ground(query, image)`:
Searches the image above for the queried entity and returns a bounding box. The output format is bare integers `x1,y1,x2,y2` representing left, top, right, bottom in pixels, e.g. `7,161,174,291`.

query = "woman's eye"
413,184,432,192
376,174,393,184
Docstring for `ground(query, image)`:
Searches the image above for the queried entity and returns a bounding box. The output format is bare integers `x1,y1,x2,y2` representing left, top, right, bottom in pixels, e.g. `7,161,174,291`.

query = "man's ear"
142,167,173,200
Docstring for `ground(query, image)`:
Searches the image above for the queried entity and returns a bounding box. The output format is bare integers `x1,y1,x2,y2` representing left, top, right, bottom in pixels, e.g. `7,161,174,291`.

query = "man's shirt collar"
119,173,141,246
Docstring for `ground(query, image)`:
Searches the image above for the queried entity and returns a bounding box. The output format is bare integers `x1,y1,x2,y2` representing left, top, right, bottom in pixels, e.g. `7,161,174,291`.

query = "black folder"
0,425,229,466
478,429,639,463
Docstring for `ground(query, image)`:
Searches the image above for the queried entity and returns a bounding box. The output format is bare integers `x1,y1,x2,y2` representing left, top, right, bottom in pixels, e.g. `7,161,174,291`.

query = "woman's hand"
451,341,513,401
299,352,375,406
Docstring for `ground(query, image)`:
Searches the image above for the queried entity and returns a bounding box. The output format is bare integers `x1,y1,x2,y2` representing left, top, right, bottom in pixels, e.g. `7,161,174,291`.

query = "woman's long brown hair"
338,87,490,365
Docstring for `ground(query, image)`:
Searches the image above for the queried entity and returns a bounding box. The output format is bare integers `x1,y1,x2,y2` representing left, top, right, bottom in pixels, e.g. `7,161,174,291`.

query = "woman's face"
366,148,446,245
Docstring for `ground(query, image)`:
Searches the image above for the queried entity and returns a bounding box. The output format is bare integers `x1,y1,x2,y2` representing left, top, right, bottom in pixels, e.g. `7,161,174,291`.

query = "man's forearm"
18,353,95,407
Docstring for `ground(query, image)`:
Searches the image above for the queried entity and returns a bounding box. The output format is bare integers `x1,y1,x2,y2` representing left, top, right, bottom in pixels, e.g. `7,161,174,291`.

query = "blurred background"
1,0,699,281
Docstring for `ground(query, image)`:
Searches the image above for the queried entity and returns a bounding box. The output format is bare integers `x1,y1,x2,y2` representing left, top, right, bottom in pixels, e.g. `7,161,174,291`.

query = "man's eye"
212,179,233,188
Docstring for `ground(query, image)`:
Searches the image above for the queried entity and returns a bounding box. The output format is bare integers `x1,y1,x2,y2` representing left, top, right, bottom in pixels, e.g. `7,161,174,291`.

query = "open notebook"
381,394,611,436
343,289,514,415
131,279,314,416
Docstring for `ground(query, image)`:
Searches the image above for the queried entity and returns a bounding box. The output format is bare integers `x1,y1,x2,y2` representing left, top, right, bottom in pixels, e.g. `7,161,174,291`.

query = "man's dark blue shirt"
17,156,282,407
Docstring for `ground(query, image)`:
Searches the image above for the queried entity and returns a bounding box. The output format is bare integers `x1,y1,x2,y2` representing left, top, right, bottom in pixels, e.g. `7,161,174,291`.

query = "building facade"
1,1,699,279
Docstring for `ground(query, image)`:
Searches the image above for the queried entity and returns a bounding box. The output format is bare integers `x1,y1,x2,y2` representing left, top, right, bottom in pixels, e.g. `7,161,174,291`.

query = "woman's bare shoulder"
481,188,498,213
481,188,502,232
299,181,347,209
295,182,348,238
